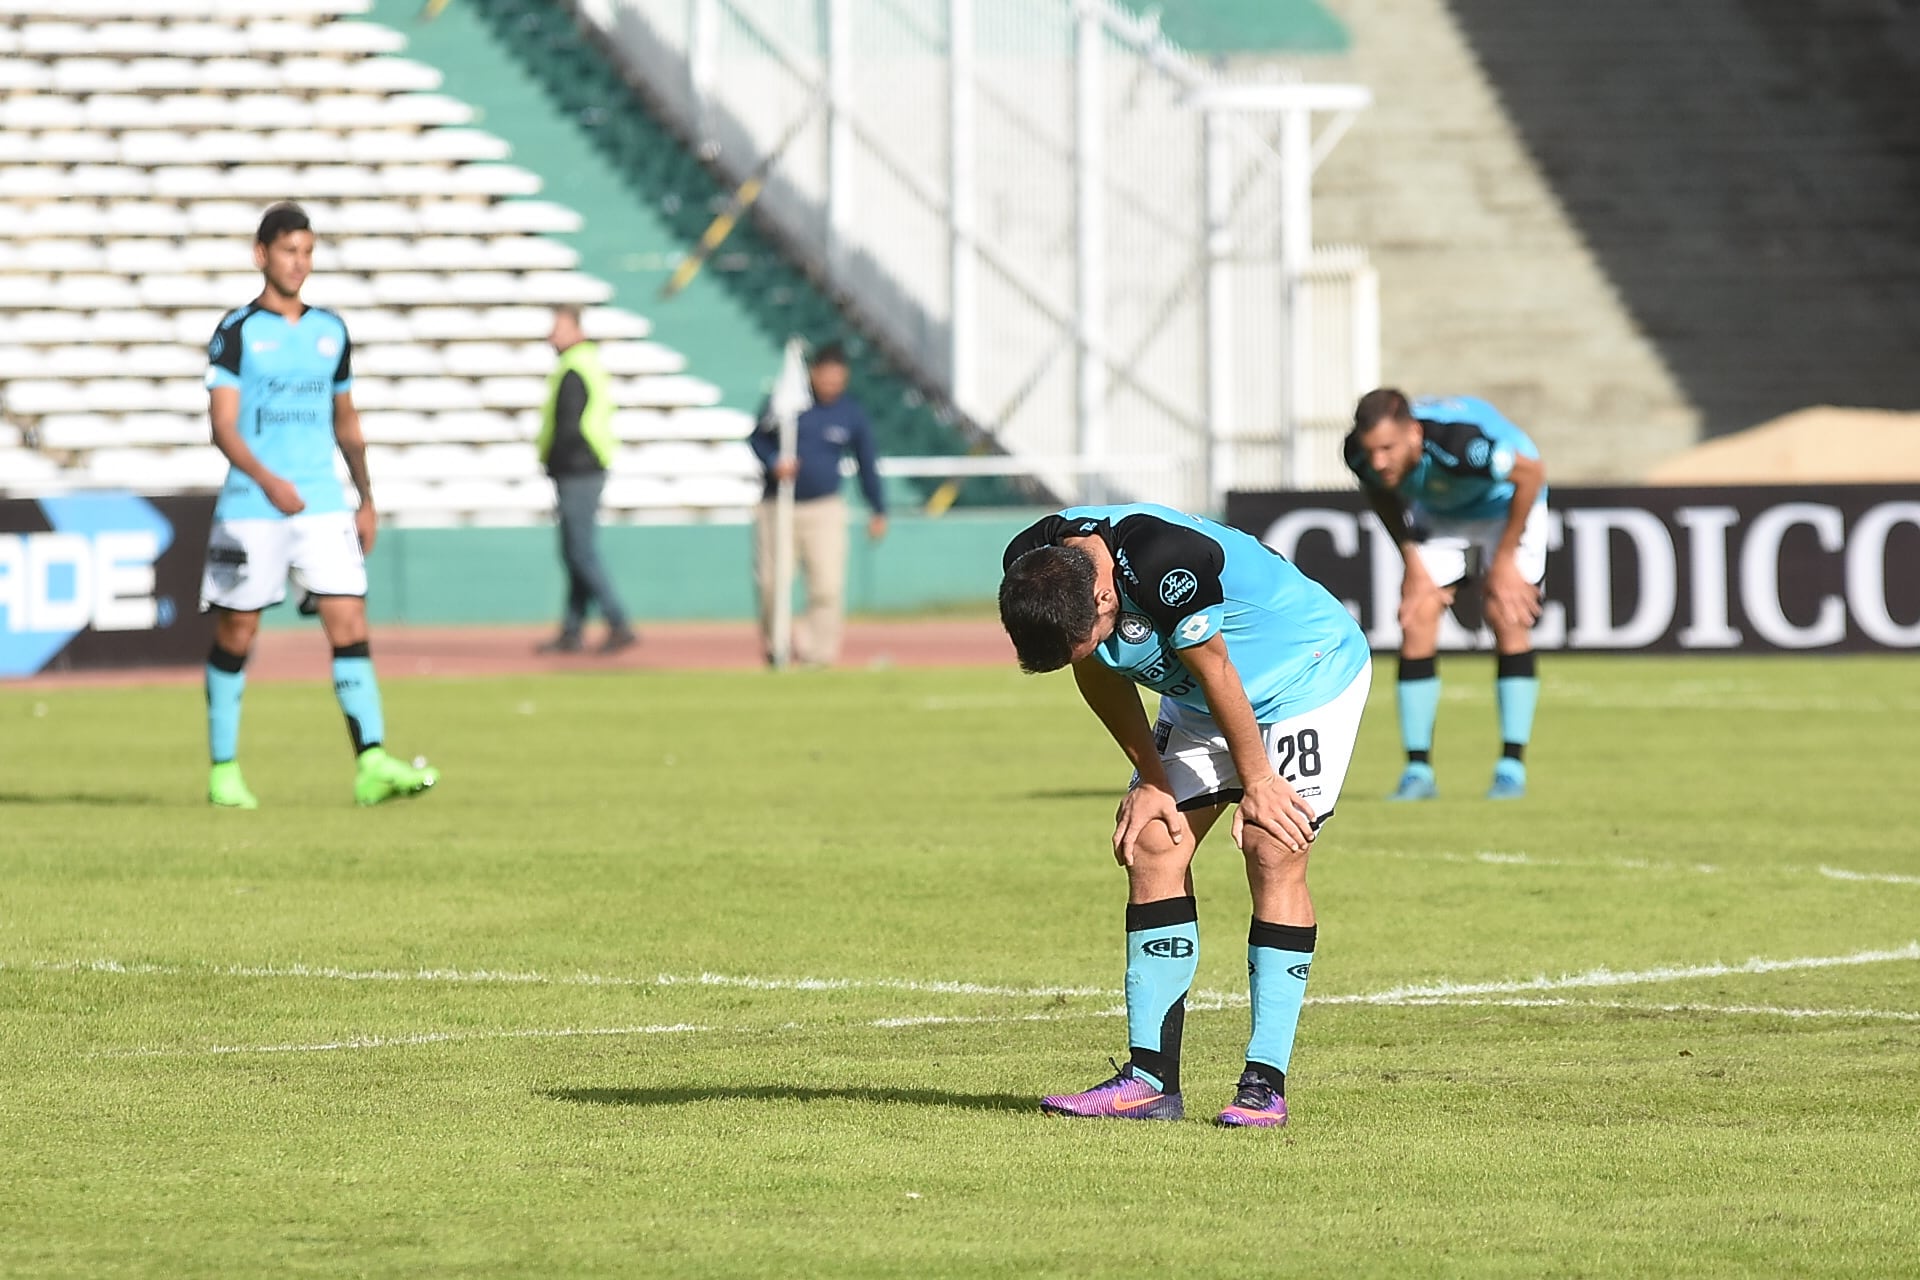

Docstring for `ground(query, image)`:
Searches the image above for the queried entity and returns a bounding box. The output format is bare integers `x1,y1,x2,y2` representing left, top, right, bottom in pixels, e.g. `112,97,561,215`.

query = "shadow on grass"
1024,788,1116,802
543,1085,1035,1113
0,790,167,806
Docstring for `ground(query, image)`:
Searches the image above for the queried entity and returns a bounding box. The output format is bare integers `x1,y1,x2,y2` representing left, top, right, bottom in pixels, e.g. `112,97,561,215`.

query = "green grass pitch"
2,657,1917,1277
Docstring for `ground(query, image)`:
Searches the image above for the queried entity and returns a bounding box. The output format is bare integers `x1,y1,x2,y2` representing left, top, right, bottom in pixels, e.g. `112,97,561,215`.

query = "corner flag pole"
768,336,810,670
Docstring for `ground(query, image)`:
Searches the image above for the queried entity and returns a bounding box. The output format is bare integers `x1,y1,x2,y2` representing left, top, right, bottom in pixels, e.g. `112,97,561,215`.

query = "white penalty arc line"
1819,865,1920,887
1364,850,1920,886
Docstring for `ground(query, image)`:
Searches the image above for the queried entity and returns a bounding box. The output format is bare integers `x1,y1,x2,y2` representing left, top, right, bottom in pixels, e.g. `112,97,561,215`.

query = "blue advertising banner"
0,491,215,677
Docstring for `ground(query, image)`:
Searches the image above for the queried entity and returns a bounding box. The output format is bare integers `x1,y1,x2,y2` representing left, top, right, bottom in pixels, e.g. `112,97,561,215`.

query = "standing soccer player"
199,202,439,808
1344,389,1548,801
999,503,1372,1127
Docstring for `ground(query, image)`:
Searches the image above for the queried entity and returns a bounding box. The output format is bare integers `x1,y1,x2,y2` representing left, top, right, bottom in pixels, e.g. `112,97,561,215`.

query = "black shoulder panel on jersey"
1420,417,1497,477
207,304,254,379
1001,512,1112,571
1109,513,1225,631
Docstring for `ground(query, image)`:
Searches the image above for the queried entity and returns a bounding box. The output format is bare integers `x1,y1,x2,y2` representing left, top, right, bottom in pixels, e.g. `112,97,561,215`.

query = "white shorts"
1139,663,1373,827
1411,501,1549,588
200,511,367,613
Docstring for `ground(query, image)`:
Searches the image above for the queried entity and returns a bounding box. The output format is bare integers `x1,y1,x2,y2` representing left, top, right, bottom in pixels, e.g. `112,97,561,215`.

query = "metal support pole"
1278,105,1313,488
687,0,717,128
1202,109,1234,514
948,0,976,411
1074,5,1107,504
825,0,852,288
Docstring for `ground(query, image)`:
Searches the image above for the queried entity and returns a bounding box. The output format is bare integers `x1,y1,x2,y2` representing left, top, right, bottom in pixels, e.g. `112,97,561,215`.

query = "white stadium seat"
244,19,405,56
99,310,185,344
0,61,55,91
3,380,87,415
352,346,443,377
475,377,549,411
0,312,90,345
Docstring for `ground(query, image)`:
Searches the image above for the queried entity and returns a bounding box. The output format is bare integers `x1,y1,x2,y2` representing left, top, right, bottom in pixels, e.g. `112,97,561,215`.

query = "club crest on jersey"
1117,613,1153,644
1159,568,1198,608
316,336,341,357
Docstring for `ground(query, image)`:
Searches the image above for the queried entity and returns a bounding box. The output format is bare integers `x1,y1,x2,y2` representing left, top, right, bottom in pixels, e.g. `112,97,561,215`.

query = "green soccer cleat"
208,761,259,810
353,747,440,807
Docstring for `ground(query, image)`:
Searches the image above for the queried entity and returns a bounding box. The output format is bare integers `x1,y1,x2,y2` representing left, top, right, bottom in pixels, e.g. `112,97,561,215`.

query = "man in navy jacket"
748,342,888,666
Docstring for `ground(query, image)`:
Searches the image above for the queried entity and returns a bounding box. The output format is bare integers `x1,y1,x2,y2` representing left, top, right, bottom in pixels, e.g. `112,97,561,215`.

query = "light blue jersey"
1003,503,1369,722
205,303,353,520
1347,395,1543,522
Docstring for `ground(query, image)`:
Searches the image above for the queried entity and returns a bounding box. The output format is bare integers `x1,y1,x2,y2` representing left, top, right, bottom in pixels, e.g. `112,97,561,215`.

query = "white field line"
58,945,1920,1058
12,959,1109,1000
1819,865,1920,887
19,943,1920,1011
1383,996,1920,1023
1364,849,1920,887
1308,943,1920,1006
99,1022,712,1059
100,992,1920,1059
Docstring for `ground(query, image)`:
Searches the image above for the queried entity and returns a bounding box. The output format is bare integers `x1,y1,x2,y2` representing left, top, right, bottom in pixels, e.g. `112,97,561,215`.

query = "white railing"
576,0,1374,507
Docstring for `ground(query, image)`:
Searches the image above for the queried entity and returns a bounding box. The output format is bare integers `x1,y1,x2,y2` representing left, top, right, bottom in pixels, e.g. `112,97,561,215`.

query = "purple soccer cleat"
1215,1069,1289,1128
1040,1059,1184,1121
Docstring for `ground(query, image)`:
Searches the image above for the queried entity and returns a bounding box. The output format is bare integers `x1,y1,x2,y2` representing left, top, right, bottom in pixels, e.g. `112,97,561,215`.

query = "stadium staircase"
0,0,987,525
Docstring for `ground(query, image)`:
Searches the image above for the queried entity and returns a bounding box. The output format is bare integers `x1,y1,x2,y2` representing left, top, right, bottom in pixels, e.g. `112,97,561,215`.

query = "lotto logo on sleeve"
1159,569,1198,607
1466,437,1491,468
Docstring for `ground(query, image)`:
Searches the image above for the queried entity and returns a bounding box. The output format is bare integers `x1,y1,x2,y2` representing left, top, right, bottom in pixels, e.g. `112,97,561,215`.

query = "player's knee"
1241,828,1309,880
213,609,259,653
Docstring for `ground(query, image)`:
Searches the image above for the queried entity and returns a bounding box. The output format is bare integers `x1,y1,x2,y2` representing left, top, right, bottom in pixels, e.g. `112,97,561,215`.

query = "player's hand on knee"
1232,774,1317,855
1112,784,1189,868
1484,561,1540,629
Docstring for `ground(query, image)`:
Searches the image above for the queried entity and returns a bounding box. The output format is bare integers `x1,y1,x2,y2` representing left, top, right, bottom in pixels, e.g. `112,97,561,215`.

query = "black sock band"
1248,920,1317,953
207,644,247,673
1496,650,1536,679
1126,895,1198,932
1503,742,1526,761
1407,749,1431,765
1399,655,1437,682
332,641,371,660
1245,1061,1287,1094
1130,984,1188,1095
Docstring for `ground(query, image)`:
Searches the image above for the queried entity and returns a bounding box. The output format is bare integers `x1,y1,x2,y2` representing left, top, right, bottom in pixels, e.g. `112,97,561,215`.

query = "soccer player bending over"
200,202,439,808
1345,389,1547,801
1000,504,1372,1126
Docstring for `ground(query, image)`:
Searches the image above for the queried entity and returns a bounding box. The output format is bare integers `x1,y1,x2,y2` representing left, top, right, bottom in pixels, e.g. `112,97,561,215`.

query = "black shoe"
536,632,584,654
598,627,638,655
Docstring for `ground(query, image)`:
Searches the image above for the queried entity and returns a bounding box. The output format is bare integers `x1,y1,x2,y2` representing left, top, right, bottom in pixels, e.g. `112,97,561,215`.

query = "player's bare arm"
209,384,304,515
1070,654,1191,866
333,390,377,553
1484,453,1546,630
1177,633,1317,853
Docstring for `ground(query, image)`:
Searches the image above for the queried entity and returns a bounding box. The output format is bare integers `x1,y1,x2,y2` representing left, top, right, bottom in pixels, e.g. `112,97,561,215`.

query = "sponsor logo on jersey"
1117,612,1153,644
250,340,278,353
1159,568,1198,607
1114,548,1140,586
1143,937,1195,959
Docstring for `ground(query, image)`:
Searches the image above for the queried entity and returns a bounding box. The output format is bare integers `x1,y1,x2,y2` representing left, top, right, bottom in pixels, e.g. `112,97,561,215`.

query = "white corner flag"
768,335,810,670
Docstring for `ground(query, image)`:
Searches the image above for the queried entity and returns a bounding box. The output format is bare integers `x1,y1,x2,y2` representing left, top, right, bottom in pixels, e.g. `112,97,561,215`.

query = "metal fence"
576,0,1374,509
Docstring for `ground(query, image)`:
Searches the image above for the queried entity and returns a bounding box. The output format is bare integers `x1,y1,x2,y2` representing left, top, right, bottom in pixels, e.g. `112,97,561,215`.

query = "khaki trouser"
753,494,850,665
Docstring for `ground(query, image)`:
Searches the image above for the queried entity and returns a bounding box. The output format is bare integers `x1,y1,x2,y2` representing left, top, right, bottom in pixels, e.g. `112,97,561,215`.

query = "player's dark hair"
1352,387,1413,435
999,545,1098,674
808,340,849,368
255,201,312,246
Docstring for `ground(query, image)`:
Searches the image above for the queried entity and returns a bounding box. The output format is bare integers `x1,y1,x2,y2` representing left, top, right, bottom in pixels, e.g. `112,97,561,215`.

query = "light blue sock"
1496,651,1539,758
205,647,247,764
1124,896,1198,1093
1397,660,1441,760
1245,920,1317,1088
331,645,385,755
